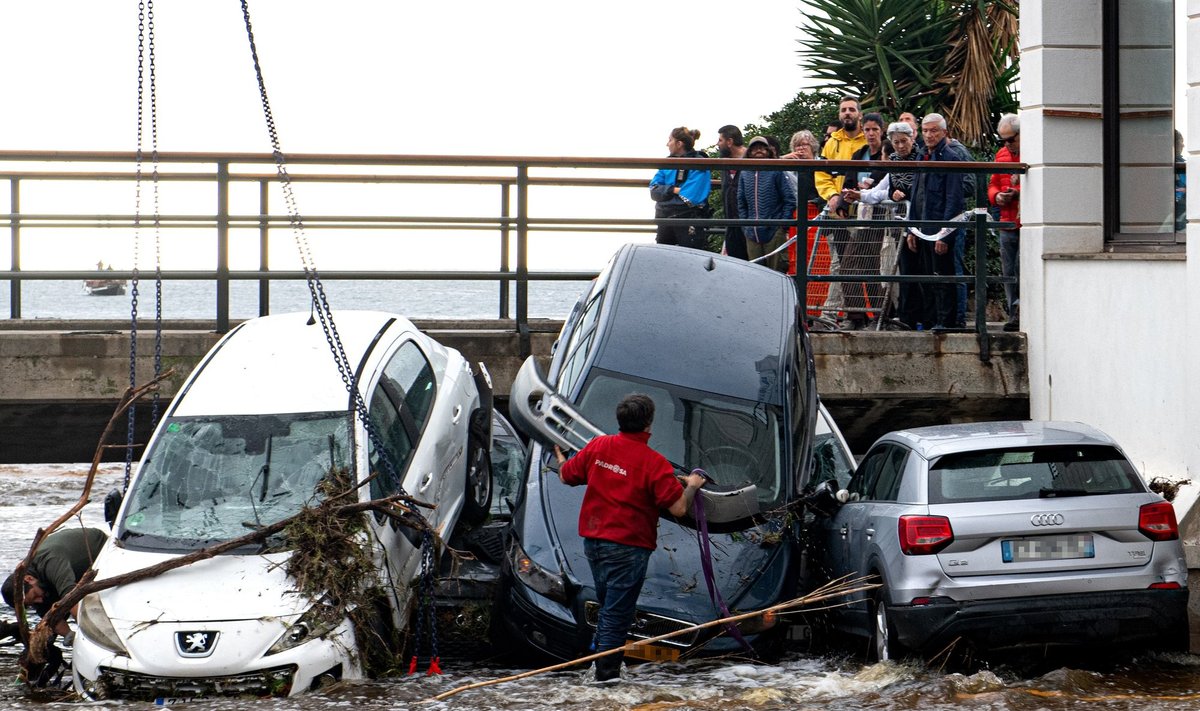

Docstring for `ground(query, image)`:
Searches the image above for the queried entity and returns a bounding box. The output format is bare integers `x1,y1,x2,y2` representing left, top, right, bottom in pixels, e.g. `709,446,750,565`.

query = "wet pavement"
2,465,1199,710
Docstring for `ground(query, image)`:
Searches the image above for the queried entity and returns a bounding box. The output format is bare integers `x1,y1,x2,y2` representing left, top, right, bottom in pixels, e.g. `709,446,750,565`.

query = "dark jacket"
737,166,797,243
24,527,107,615
650,150,711,217
911,138,971,244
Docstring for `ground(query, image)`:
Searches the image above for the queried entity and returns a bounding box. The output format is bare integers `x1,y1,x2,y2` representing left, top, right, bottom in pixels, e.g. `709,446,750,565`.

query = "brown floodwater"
2,466,1198,710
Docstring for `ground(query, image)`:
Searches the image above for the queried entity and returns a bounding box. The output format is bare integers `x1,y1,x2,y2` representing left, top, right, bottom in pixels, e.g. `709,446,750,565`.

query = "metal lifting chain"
238,4,443,668
126,0,165,491
237,2,429,532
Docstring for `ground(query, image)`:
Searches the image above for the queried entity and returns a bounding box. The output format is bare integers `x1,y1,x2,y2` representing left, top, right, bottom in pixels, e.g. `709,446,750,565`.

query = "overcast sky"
1,1,810,157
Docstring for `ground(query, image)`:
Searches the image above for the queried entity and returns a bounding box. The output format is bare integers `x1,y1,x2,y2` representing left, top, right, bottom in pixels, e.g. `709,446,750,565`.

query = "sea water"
0,278,589,321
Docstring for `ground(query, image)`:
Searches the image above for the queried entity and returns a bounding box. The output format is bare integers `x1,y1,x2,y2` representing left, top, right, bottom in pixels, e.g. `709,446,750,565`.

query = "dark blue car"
502,243,828,662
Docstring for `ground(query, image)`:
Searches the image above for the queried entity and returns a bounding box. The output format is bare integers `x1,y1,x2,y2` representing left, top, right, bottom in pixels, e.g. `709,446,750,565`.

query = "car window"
809,409,855,490
384,341,437,434
847,447,885,500
575,369,786,507
868,446,908,501
558,332,595,398
928,444,1145,504
367,387,414,504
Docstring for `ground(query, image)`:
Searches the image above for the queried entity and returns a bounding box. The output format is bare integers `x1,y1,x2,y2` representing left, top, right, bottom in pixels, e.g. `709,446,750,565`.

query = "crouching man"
554,394,705,682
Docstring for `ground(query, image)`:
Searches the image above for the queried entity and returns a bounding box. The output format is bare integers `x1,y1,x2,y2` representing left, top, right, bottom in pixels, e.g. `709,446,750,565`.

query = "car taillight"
1138,501,1179,541
898,515,954,555
1149,582,1182,590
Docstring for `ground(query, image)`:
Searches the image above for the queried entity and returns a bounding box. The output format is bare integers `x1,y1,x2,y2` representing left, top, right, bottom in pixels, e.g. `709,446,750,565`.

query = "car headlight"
77,593,128,656
267,600,344,655
508,539,568,603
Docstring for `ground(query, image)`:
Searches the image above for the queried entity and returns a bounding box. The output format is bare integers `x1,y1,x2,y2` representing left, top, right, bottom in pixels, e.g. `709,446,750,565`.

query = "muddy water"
2,465,1199,710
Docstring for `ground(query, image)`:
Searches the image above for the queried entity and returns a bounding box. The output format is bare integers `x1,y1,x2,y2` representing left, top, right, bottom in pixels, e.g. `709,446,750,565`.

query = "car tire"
461,433,493,526
869,586,906,662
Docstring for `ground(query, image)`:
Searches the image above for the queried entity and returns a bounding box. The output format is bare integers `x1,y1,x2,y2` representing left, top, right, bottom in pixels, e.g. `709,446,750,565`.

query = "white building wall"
1024,0,1193,485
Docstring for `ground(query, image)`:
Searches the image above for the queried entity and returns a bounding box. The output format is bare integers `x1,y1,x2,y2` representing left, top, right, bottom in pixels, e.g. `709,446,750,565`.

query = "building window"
1103,0,1185,244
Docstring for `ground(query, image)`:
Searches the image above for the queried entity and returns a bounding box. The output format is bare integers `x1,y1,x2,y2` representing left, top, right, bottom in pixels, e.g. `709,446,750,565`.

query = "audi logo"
1030,513,1065,526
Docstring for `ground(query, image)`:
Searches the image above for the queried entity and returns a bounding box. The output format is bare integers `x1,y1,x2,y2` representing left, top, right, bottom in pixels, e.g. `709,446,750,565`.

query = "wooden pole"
426,576,878,703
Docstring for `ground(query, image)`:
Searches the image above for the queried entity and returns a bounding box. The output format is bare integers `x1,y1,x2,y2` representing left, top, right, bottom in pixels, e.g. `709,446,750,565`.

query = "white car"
72,311,493,700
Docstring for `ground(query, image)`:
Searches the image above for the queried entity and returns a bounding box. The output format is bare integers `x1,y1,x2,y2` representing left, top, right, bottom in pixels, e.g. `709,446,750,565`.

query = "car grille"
96,664,296,700
583,601,699,647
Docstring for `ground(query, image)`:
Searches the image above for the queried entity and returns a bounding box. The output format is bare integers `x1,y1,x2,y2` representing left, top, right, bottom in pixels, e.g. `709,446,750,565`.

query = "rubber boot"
594,653,623,682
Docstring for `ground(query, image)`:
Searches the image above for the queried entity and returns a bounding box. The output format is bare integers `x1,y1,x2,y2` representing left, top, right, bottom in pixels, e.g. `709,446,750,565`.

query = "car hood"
530,450,791,620
94,545,314,623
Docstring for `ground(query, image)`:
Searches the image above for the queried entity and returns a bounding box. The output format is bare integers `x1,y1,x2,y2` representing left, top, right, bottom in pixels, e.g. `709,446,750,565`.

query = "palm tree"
797,0,1019,147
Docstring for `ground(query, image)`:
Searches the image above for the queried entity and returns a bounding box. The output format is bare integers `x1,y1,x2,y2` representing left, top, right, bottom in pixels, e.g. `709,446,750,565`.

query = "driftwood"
14,371,175,667
426,575,879,703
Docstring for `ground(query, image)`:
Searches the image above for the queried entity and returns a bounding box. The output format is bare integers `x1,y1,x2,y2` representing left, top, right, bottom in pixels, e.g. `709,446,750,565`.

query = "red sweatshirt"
560,431,681,550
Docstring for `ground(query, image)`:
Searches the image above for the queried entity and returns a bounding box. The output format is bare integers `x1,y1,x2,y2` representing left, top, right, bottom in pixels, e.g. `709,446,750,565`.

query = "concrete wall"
1023,0,1195,487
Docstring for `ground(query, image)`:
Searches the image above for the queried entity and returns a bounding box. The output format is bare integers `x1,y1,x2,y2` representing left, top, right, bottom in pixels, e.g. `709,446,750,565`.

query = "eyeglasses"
1001,134,1019,144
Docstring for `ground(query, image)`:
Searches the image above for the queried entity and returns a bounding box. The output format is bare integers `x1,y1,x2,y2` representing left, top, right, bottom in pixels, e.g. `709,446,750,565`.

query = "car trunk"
929,494,1157,578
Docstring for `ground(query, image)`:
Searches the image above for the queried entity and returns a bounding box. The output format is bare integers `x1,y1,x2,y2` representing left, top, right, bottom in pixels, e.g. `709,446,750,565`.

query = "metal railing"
0,151,1023,359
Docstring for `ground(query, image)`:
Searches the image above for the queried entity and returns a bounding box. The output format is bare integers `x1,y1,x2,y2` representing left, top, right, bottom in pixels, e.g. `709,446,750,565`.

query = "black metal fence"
0,151,1023,359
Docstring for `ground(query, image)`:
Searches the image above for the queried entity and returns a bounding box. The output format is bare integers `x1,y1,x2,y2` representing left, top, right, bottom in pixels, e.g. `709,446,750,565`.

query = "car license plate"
623,641,680,662
1002,534,1095,563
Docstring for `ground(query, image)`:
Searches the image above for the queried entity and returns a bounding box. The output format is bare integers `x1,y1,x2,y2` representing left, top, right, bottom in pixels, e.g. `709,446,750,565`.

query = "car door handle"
839,524,849,537
865,527,875,538
450,405,462,425
419,472,434,491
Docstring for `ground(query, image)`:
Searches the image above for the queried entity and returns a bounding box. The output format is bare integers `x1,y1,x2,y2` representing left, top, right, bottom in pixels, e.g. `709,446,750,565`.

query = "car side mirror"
103,487,124,528
804,478,844,517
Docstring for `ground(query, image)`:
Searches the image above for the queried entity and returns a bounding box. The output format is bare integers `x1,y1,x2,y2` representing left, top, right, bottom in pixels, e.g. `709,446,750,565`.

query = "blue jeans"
998,229,1019,315
584,538,652,653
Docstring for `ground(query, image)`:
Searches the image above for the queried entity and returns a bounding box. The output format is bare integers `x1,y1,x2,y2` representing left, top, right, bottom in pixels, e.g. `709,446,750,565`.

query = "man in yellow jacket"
816,96,868,217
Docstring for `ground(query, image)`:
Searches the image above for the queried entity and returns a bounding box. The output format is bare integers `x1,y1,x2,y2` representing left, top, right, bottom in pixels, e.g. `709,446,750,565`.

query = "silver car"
813,421,1189,660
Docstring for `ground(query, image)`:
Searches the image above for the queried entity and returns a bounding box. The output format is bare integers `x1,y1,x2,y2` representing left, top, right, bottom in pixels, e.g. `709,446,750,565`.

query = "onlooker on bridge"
899,111,924,151
716,125,748,260
782,130,826,279
850,112,891,191
910,113,971,330
649,127,711,251
737,136,796,273
854,122,919,326
822,119,841,151
817,96,867,218
989,113,1022,332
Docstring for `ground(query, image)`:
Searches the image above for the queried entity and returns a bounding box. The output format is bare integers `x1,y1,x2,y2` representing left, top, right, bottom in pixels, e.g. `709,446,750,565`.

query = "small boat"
85,261,127,296
83,279,127,296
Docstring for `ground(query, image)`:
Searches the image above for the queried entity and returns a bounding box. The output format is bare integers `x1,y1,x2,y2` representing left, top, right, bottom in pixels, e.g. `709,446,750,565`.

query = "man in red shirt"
554,393,705,681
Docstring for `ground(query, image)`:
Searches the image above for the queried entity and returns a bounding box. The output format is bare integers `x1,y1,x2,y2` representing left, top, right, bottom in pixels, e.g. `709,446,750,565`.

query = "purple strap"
691,468,753,651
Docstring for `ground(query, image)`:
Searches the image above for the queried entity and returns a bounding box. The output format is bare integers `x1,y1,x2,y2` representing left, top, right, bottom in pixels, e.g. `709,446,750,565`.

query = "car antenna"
704,256,715,271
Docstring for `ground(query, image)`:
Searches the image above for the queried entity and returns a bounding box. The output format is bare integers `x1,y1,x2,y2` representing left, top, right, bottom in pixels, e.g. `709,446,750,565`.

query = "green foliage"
798,0,957,118
796,0,1019,147
744,90,844,149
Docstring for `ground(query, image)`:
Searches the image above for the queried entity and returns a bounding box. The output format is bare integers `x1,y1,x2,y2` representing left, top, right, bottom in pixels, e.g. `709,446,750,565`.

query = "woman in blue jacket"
649,127,711,250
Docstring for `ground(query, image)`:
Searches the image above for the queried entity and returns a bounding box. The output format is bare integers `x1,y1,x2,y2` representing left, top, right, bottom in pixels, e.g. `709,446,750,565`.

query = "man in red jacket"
989,113,1021,331
554,394,705,681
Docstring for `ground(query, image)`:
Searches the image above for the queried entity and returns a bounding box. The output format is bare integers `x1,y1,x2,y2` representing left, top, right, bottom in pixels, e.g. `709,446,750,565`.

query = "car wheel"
461,434,492,525
870,587,906,662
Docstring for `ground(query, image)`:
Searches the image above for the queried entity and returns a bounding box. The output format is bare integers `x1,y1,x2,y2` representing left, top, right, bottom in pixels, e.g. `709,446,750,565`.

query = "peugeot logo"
175,630,218,658
1030,513,1065,526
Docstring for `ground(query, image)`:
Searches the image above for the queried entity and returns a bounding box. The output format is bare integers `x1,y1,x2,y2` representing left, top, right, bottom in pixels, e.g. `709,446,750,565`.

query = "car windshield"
928,444,1144,504
575,370,786,507
119,412,353,551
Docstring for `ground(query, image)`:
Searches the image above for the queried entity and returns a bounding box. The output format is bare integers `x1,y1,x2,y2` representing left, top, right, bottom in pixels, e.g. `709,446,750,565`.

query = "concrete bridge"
0,319,1028,463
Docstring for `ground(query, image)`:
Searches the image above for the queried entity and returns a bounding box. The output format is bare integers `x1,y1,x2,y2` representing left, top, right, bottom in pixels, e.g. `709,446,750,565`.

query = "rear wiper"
1039,488,1089,497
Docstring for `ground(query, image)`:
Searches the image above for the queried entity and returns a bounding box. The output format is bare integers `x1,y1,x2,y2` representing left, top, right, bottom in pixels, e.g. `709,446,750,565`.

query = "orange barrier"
788,203,830,316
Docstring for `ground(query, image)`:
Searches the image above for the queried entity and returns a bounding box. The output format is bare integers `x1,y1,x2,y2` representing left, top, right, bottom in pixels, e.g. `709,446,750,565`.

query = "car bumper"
72,617,360,700
888,589,1189,653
